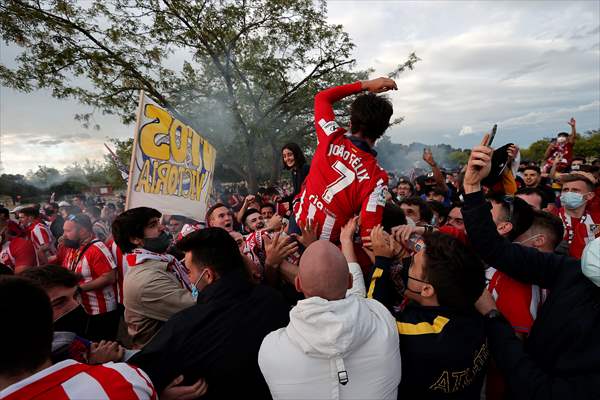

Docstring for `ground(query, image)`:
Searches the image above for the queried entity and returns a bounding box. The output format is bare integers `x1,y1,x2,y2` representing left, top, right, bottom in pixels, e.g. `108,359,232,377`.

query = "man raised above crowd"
294,77,397,243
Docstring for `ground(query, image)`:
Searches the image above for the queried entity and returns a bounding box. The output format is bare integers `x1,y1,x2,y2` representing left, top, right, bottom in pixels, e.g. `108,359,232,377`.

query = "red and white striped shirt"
62,239,118,315
26,221,55,264
106,238,131,304
0,359,157,400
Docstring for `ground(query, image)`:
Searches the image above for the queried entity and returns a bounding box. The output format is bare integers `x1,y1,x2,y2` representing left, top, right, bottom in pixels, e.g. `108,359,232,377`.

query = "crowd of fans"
1,77,599,400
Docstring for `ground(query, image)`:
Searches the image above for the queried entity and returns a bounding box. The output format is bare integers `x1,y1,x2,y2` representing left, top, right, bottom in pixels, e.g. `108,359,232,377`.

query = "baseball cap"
482,143,513,188
58,201,71,207
66,214,93,231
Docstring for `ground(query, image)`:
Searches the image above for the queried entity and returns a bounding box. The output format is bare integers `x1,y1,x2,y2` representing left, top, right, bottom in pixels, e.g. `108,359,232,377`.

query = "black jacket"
129,271,290,399
463,191,600,399
368,257,488,399
283,163,310,207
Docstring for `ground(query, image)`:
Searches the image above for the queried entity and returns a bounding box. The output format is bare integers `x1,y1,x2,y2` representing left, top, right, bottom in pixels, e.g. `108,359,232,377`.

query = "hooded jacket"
258,293,401,400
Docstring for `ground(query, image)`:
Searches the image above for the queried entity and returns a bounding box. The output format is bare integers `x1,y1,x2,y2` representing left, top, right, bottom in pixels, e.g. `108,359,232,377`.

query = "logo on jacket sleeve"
319,119,340,136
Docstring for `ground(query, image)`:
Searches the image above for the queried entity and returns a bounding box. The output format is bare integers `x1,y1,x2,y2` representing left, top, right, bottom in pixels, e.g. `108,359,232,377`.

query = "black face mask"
63,238,81,249
143,231,172,254
401,258,423,295
53,305,89,337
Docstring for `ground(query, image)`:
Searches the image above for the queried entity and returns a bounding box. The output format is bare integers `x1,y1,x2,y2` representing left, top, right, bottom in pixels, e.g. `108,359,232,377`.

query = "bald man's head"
296,240,352,301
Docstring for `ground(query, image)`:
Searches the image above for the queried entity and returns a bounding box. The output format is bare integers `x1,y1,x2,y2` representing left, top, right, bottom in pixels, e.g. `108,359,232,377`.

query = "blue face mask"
191,269,208,300
560,192,586,210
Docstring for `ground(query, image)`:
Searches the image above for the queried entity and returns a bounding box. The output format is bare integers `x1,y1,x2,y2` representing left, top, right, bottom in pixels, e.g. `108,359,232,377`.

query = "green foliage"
520,130,599,163
520,138,551,162
0,174,41,202
0,0,418,191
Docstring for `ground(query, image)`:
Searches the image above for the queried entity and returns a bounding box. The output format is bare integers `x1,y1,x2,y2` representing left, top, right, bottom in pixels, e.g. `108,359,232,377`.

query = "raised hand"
567,117,576,128
370,225,398,258
361,77,398,93
463,134,493,191
264,232,298,267
423,148,436,166
340,216,359,246
292,219,319,248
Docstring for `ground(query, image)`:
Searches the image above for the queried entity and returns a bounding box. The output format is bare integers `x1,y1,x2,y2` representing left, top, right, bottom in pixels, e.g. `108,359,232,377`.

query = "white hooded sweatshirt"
258,291,401,399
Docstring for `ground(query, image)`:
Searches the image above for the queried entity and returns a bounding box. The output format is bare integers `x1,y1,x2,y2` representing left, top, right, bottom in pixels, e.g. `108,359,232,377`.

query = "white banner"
126,92,216,222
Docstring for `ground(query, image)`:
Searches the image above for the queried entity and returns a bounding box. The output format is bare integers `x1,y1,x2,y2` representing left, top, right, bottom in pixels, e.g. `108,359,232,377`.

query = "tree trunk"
245,135,259,193
269,139,281,185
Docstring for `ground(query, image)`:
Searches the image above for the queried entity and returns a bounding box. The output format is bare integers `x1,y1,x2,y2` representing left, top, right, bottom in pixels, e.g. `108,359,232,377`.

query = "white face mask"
515,233,543,246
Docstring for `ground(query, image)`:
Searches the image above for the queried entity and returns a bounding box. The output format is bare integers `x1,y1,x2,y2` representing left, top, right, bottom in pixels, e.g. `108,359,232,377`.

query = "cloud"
501,61,548,81
459,126,474,136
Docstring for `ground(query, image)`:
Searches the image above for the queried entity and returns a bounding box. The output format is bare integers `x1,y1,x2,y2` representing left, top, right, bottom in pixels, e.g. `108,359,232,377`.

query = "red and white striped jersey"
62,239,118,315
106,238,131,304
25,221,55,264
294,82,389,243
0,359,157,400
486,267,542,335
0,237,36,272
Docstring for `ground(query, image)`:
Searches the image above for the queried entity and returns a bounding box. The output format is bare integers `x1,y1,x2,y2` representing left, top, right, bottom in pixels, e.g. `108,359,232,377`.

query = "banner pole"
125,90,145,211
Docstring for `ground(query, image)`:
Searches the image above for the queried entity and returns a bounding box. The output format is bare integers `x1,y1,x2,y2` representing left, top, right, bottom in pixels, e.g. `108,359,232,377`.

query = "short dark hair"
242,208,261,227
205,203,228,225
400,196,433,224
66,213,93,232
19,206,39,218
0,276,53,376
488,195,535,241
560,173,595,191
427,187,448,197
382,203,407,233
169,215,187,223
427,200,449,223
529,210,564,249
282,143,307,170
572,156,586,163
523,166,541,175
20,264,81,290
261,203,276,214
557,132,569,138
177,228,244,277
350,93,393,142
516,187,546,208
0,206,9,219
422,232,486,309
112,207,161,253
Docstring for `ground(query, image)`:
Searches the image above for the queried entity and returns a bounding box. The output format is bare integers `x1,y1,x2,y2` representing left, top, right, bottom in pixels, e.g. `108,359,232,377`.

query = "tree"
1,0,419,191
520,138,551,162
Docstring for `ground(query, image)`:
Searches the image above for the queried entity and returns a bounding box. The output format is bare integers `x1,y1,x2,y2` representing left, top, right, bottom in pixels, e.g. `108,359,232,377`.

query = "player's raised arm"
314,78,397,145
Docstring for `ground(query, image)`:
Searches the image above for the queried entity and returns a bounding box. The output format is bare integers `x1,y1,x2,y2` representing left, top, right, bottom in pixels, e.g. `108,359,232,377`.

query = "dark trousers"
85,309,120,342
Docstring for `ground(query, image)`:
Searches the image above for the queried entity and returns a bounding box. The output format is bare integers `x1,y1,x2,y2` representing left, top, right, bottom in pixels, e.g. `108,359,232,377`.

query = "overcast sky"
1,0,599,175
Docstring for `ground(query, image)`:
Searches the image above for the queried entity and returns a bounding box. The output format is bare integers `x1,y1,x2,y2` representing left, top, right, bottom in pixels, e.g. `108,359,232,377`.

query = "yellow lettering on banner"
169,121,189,163
135,159,152,193
152,162,170,194
152,160,159,187
203,139,216,171
188,169,197,199
167,165,179,195
140,104,172,161
196,170,205,201
191,130,201,167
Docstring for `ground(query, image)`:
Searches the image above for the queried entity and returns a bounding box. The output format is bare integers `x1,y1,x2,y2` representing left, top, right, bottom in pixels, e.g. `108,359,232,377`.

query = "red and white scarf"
126,248,192,291
559,209,596,245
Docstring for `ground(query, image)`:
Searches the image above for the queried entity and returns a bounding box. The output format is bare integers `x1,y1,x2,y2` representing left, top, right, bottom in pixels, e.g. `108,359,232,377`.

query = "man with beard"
59,214,119,341
112,207,194,349
242,208,266,233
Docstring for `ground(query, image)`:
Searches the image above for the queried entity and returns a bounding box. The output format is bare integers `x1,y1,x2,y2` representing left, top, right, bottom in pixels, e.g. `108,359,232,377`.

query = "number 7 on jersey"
323,160,355,203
